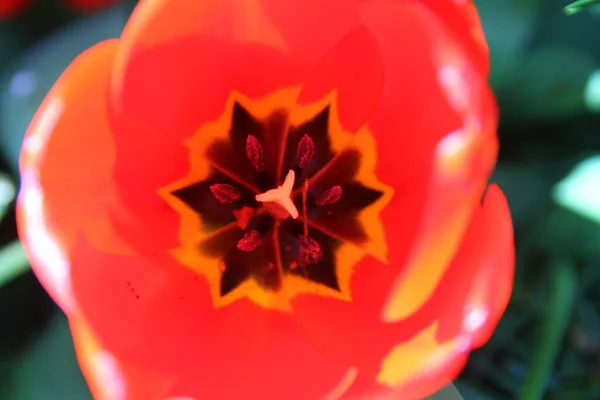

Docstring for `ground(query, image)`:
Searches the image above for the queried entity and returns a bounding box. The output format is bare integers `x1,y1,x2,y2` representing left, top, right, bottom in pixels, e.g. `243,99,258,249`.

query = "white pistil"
255,170,299,219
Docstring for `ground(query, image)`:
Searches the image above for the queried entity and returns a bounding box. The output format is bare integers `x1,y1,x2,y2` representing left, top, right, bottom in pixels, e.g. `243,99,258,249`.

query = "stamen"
210,183,241,203
246,134,265,172
236,229,262,252
315,185,342,206
297,235,321,265
297,134,315,168
256,170,299,219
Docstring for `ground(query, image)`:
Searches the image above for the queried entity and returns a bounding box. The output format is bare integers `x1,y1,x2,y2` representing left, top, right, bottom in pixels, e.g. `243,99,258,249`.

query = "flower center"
255,169,299,220
163,90,393,308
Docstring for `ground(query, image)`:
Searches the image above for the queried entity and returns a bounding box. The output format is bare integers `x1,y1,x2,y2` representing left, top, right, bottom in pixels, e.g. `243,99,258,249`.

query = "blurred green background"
1,0,600,399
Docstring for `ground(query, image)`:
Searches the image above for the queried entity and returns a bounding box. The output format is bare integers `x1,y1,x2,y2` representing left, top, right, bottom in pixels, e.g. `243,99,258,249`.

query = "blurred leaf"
0,172,15,219
518,260,577,400
3,313,92,400
474,0,542,90
453,381,500,400
0,3,126,174
584,69,600,113
553,155,600,224
539,207,600,260
426,384,466,399
565,0,600,15
498,46,595,123
490,164,551,228
0,241,29,288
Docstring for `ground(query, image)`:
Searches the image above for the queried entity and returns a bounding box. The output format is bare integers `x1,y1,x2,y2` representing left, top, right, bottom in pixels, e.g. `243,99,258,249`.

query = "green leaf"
474,0,542,91
565,0,600,15
3,314,92,400
0,241,29,288
517,260,577,400
584,70,600,113
426,384,466,400
553,155,600,225
0,172,15,220
498,46,595,123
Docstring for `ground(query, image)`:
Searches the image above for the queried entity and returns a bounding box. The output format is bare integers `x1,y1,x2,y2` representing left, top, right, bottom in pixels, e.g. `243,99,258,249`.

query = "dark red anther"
315,185,342,206
236,229,262,252
210,183,241,203
246,135,265,172
297,235,321,264
296,134,315,168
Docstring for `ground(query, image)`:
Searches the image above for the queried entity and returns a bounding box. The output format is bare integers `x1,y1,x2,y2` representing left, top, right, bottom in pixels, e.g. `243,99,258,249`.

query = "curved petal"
17,39,191,312
71,315,176,400
291,186,511,398
408,183,512,345
375,323,469,400
70,237,349,398
17,40,122,312
419,0,490,75
112,0,469,152
290,0,498,359
112,0,361,141
359,184,511,399
290,167,434,367
379,3,498,322
377,184,513,399
461,184,514,347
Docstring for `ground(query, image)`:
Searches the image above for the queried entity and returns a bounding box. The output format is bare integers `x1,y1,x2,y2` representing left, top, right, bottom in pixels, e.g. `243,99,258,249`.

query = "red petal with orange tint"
420,0,490,75
17,40,122,312
71,315,177,400
17,1,513,399
17,38,191,316
70,238,349,399
375,184,513,399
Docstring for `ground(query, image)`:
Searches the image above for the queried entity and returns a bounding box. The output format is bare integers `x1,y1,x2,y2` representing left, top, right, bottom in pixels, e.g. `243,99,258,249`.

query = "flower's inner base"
164,90,393,308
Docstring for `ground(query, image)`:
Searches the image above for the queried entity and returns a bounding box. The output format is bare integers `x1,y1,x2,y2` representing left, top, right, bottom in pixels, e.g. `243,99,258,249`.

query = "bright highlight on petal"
377,322,469,387
18,181,73,311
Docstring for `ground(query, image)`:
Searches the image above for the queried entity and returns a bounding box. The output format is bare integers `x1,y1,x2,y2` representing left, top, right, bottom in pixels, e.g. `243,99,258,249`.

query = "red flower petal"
378,184,513,399
17,40,123,311
17,38,190,297
460,184,514,347
378,2,499,323
18,1,511,398
70,238,349,399
291,183,512,399
113,0,358,140
71,315,177,400
421,0,490,75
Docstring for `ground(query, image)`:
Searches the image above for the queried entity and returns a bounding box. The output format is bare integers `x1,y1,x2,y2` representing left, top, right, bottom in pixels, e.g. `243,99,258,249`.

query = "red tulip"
17,0,514,399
